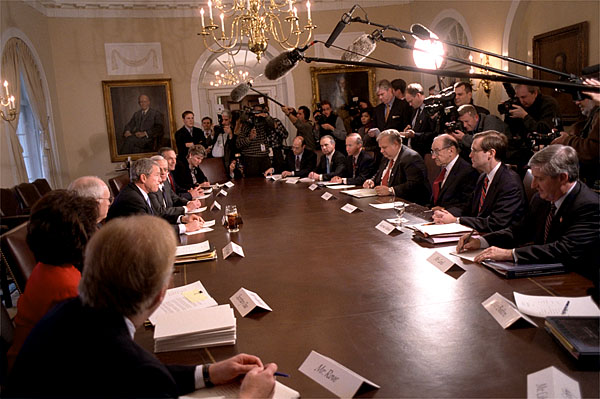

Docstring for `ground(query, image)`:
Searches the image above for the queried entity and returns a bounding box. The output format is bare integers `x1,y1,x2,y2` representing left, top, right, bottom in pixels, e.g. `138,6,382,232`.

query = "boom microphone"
341,32,378,62
410,23,434,41
324,5,358,48
264,42,313,80
230,83,250,102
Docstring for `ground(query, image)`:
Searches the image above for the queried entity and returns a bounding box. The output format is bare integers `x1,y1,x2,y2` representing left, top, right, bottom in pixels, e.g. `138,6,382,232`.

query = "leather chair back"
199,158,229,184
32,178,52,196
14,183,42,211
0,188,24,217
1,222,35,294
108,173,130,197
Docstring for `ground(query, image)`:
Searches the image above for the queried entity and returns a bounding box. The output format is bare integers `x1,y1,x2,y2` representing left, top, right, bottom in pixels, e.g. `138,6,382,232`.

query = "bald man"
121,94,165,154
68,176,112,225
331,133,376,186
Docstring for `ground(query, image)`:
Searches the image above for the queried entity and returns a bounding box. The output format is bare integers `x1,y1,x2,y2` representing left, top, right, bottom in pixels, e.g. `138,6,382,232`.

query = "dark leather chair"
1,188,29,233
1,222,35,294
0,301,14,388
199,158,229,184
108,173,130,197
14,183,42,212
32,178,52,196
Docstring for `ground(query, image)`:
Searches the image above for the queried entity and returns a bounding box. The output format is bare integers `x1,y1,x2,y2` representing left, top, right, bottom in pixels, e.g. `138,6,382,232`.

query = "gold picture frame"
102,79,176,162
310,66,377,112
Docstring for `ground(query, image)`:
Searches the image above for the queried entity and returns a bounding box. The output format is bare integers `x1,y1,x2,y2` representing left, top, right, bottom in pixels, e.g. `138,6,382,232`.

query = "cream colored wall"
1,1,598,186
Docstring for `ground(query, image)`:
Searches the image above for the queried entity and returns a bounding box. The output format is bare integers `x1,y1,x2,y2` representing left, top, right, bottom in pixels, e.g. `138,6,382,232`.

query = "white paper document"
194,194,211,200
340,188,377,198
527,366,581,399
318,181,341,186
299,177,314,183
266,174,283,181
298,350,379,398
369,201,406,209
450,249,485,263
229,287,273,317
328,184,355,190
176,240,211,257
187,206,208,214
411,222,472,236
184,227,214,235
513,292,600,317
222,241,245,259
180,380,299,399
149,280,218,325
385,217,408,224
202,187,213,194
482,292,537,329
285,177,300,184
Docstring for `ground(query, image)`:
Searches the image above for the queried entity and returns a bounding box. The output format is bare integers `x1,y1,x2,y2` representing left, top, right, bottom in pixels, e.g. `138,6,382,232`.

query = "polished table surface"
136,178,599,398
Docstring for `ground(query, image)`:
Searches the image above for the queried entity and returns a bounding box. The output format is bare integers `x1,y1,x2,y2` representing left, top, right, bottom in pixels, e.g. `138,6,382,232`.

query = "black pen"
274,372,289,377
561,300,570,315
460,229,475,253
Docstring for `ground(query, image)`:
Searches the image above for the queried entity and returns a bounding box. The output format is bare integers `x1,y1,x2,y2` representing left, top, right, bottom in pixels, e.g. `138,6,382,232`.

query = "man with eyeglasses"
433,130,527,233
428,134,478,213
68,176,112,226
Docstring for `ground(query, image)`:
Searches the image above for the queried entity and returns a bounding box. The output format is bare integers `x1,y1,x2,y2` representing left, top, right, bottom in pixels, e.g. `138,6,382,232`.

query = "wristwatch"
202,364,214,387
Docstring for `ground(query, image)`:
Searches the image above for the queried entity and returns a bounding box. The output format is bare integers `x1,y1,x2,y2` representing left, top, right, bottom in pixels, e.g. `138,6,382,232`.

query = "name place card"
210,201,222,211
298,351,380,398
308,184,318,191
341,203,358,213
217,189,228,197
321,192,333,201
222,241,245,259
527,366,581,399
426,251,463,273
375,220,396,235
229,287,272,317
224,181,235,188
482,292,537,329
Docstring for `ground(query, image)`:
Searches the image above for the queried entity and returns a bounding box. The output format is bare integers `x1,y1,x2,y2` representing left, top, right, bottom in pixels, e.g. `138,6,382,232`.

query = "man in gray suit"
121,94,165,154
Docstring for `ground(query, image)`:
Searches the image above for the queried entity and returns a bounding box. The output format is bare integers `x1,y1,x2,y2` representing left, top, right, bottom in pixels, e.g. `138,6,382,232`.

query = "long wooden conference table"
135,178,599,398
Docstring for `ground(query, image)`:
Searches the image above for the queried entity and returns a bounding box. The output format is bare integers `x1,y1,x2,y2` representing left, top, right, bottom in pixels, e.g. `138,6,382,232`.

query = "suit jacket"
167,171,192,201
106,183,179,225
315,150,346,181
458,163,527,233
409,106,438,159
484,182,599,278
173,160,209,191
121,108,164,153
372,146,431,205
280,149,317,178
434,157,479,214
175,126,205,161
342,150,377,186
149,183,187,217
7,297,195,398
373,98,412,132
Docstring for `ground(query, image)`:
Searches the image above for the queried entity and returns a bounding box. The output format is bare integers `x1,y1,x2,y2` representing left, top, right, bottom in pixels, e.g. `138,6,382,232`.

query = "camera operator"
552,95,599,188
281,105,317,151
503,84,560,171
403,83,438,158
454,81,490,115
235,104,272,177
313,100,347,155
452,104,506,159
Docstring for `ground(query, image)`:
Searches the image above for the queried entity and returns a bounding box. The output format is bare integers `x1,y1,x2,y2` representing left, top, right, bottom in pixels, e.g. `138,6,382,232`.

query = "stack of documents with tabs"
154,304,236,353
175,240,217,263
410,222,474,244
148,280,218,325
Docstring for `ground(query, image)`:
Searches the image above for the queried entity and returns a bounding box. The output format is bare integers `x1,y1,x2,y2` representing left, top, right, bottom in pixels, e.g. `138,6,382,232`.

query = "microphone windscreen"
410,23,431,40
265,51,298,80
230,83,250,102
341,34,376,62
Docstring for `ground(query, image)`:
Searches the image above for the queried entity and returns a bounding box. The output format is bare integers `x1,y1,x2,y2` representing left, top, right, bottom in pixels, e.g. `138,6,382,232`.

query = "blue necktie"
146,197,155,215
326,157,330,174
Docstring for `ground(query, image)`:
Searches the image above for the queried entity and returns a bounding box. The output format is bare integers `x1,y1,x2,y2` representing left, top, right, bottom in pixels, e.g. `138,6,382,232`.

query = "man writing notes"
308,135,346,181
7,215,277,398
264,136,316,178
331,133,376,186
458,145,600,296
429,134,479,213
363,129,430,205
149,155,201,217
433,130,527,233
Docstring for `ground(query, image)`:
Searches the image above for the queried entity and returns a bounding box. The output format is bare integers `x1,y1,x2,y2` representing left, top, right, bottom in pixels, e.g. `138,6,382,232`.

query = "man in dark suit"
120,94,164,154
331,133,376,186
458,145,599,298
308,135,346,181
159,147,203,201
403,83,438,159
175,110,204,163
363,129,431,205
173,145,211,192
106,158,203,234
149,156,202,217
433,130,527,233
392,78,414,128
429,134,479,213
264,136,316,178
372,79,411,134
7,215,278,397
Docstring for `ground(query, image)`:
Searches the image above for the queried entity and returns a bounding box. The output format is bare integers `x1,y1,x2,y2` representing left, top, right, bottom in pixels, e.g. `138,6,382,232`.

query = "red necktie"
381,159,394,187
478,176,489,214
352,156,358,178
432,167,447,204
168,173,175,190
544,203,557,243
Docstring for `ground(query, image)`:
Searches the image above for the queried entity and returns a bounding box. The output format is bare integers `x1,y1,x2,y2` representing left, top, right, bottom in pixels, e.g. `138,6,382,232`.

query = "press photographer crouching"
451,104,507,160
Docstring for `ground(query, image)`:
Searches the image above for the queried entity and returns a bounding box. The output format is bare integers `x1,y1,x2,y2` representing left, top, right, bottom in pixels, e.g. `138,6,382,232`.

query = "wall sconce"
469,54,492,98
1,80,17,122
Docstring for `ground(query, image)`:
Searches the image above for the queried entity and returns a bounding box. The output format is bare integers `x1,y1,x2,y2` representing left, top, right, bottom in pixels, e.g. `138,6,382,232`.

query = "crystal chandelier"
209,60,252,87
198,0,316,62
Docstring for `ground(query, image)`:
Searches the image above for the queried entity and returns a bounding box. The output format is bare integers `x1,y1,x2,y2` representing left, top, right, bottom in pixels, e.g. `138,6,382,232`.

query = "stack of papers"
340,188,378,198
409,222,474,244
148,281,217,325
175,240,217,263
154,304,236,353
181,380,299,399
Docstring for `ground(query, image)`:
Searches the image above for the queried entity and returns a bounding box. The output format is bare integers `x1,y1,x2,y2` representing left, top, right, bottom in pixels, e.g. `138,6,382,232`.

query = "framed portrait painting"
310,66,377,112
533,22,588,124
102,79,176,162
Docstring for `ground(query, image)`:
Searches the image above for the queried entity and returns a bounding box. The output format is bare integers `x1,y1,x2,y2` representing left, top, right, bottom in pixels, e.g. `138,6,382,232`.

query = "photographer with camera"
235,104,272,177
452,104,506,160
454,81,490,115
313,100,347,155
403,83,438,158
282,105,317,151
502,84,560,172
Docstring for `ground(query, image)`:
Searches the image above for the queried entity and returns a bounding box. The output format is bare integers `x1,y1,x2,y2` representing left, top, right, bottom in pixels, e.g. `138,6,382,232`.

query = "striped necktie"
544,203,557,243
478,176,489,214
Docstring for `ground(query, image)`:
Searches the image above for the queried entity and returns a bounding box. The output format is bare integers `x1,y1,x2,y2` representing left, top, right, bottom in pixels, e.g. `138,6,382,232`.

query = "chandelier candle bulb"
288,0,292,12
200,8,205,28
208,0,213,21
220,13,225,36
306,0,311,20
